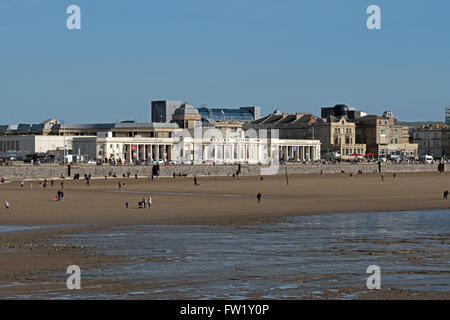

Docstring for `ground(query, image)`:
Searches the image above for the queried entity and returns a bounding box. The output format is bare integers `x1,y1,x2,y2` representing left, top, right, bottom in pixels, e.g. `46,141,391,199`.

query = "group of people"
55,190,65,201
138,197,152,209
125,196,152,209
173,172,188,179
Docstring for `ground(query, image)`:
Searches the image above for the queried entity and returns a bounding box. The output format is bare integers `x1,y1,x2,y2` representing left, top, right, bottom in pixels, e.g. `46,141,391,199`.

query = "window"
380,129,386,137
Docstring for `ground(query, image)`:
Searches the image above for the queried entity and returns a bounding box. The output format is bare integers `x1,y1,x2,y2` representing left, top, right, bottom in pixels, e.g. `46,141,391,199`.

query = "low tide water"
16,210,450,299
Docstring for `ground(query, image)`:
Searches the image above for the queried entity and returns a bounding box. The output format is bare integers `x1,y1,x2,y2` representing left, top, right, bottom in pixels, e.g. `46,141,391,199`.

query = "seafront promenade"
0,163,446,179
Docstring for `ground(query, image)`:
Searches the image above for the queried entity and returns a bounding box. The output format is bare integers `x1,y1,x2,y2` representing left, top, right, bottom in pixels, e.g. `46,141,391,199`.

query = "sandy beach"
0,171,449,226
0,171,449,299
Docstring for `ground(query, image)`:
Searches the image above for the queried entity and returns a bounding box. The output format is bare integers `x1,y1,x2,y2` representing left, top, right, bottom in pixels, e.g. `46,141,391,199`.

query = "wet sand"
0,172,449,299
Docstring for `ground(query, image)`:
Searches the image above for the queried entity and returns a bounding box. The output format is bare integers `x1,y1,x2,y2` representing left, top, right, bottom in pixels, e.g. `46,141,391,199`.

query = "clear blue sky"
0,0,449,123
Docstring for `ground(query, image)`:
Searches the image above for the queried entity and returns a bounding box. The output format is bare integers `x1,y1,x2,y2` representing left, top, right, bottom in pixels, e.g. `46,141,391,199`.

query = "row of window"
334,128,352,134
342,148,365,155
334,138,353,144
0,141,19,152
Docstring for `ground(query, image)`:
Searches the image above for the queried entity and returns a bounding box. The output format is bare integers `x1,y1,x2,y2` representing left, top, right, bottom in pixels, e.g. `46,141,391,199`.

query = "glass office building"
198,107,260,122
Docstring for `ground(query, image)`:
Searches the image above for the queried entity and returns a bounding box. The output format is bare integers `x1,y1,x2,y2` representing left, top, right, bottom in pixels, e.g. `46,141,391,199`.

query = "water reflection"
53,210,450,299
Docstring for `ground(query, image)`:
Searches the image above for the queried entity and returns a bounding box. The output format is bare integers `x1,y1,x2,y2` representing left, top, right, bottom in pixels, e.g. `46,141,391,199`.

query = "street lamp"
60,120,67,160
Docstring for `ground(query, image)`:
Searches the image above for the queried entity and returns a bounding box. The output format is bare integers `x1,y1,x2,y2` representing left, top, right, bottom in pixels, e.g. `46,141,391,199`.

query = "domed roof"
174,102,199,115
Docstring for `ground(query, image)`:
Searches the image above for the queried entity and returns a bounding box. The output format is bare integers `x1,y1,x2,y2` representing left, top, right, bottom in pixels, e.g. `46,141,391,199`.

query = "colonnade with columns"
175,138,320,164
97,139,174,163
278,144,321,162
74,136,321,164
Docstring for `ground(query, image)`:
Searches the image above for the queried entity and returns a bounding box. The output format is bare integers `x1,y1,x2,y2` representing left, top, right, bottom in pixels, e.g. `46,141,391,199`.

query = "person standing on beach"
21,181,24,188
381,174,384,181
444,190,449,200
30,184,32,191
51,179,54,187
194,176,199,186
5,201,9,209
257,192,262,203
118,181,122,190
125,201,129,209
148,196,152,208
61,181,64,189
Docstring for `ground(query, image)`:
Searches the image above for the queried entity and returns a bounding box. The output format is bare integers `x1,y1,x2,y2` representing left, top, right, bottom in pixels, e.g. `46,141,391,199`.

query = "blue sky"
0,0,449,123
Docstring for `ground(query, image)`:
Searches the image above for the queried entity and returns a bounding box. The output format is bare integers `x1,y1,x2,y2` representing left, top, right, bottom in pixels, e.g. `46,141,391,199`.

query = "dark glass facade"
198,107,254,122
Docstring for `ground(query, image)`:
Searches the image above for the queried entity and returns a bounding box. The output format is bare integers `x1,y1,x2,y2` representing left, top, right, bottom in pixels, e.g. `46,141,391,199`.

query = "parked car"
422,155,433,164
182,160,193,165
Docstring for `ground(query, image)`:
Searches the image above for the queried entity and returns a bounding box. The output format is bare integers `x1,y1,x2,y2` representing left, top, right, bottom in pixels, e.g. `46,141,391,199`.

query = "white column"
155,145,160,160
128,145,132,163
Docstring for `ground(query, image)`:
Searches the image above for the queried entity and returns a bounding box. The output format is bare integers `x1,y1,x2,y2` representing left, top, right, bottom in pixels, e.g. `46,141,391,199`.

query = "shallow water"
20,210,450,299
0,226,48,233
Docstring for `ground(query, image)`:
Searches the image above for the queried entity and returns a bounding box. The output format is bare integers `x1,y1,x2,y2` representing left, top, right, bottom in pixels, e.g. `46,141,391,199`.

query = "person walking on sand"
30,184,33,191
381,174,384,182
257,192,262,203
21,180,24,188
148,196,152,208
5,201,9,209
118,181,122,190
143,198,146,208
61,181,64,189
444,190,449,200
194,176,199,186
125,201,129,209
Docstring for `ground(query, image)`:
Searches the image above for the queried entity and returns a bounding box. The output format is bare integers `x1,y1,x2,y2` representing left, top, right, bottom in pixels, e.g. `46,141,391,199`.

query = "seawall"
0,163,445,179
